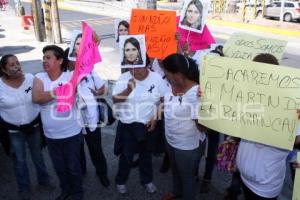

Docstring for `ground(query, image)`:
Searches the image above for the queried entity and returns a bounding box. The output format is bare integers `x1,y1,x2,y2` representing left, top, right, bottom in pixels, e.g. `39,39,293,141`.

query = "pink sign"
176,16,215,51
55,22,102,112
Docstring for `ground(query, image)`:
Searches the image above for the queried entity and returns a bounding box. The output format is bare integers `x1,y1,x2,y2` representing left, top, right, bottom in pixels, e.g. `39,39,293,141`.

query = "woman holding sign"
161,53,207,200
236,53,300,200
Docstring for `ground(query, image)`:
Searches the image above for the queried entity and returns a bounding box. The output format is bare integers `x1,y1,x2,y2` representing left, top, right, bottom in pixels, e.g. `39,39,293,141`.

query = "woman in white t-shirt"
161,53,207,200
236,53,300,200
0,54,51,199
112,60,166,194
32,45,83,200
64,42,110,187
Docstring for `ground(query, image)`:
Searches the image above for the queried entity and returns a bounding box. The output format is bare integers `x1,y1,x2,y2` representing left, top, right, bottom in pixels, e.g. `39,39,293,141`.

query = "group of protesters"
1,9,300,200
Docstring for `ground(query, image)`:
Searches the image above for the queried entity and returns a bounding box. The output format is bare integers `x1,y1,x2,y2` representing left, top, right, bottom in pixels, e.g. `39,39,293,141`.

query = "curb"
207,19,300,37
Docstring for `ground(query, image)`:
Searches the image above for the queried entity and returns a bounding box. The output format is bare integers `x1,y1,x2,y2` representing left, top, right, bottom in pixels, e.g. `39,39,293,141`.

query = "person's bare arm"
112,78,135,103
32,77,55,104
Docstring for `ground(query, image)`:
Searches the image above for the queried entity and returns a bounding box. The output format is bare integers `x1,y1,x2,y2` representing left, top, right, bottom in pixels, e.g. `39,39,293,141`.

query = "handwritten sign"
55,22,101,112
293,153,300,200
223,33,287,61
176,16,215,51
130,9,177,59
199,55,300,150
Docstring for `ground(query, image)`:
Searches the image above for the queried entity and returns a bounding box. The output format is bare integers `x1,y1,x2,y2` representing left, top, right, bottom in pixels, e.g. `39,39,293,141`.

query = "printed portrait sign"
119,34,146,69
68,29,82,62
114,19,130,43
179,0,210,34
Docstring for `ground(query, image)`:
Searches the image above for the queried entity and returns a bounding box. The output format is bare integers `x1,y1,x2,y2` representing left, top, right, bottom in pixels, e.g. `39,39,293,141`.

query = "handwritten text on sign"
130,9,177,59
199,56,300,150
223,33,287,61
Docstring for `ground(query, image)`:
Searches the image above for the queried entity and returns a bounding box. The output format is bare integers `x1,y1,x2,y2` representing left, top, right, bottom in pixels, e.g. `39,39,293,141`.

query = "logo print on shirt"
58,83,63,87
25,87,32,93
148,84,155,93
178,96,182,105
169,96,173,102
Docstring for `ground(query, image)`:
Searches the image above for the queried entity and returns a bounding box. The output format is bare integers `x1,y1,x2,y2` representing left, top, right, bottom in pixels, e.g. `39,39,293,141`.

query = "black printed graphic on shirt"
148,84,155,93
25,87,32,93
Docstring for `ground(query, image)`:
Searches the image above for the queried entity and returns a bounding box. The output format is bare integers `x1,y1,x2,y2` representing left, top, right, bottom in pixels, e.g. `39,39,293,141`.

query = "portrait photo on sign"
119,35,146,68
179,0,209,33
68,30,83,62
114,19,130,43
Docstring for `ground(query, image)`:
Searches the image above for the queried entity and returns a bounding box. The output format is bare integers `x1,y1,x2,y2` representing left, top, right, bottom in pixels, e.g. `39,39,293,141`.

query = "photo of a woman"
181,0,203,30
115,20,129,43
68,30,82,61
119,35,145,68
179,0,208,33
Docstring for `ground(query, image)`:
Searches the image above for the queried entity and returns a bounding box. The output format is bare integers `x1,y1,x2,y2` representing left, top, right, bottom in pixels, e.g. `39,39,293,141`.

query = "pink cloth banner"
176,16,215,51
55,22,102,112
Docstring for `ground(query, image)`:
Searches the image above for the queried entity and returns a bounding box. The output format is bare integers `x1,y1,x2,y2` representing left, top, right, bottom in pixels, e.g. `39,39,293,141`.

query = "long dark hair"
0,54,16,77
180,0,203,30
69,33,82,58
121,37,143,65
162,53,199,84
116,20,129,43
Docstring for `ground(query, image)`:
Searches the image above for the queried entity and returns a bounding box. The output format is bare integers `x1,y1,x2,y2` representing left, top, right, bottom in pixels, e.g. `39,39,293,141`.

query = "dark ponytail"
162,53,199,84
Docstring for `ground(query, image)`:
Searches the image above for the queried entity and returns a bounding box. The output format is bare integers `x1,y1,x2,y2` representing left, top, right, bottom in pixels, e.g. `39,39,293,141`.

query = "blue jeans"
9,127,49,192
46,133,83,200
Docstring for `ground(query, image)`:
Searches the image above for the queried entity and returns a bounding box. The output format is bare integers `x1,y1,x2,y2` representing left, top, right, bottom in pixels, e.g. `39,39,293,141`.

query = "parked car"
256,1,300,22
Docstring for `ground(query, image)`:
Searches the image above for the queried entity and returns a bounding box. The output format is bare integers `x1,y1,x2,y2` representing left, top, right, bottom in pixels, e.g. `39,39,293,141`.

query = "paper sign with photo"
68,30,82,61
114,19,130,43
179,0,210,33
119,35,146,68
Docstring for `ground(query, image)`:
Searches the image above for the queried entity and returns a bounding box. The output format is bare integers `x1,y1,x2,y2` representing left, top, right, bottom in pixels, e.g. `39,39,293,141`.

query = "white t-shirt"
77,71,106,132
0,73,40,125
236,128,300,198
112,70,165,124
150,59,171,93
35,71,82,139
164,85,206,150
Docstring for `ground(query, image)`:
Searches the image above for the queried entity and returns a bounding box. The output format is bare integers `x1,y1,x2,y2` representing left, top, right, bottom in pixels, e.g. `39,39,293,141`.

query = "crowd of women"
1,4,300,200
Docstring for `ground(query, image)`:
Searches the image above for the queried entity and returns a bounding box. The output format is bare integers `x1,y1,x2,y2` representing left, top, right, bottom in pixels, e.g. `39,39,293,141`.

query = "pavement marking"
61,17,115,29
207,19,300,38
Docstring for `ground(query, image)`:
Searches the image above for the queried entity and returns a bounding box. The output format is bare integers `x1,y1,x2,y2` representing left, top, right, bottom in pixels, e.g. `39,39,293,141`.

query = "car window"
274,2,281,7
284,3,294,7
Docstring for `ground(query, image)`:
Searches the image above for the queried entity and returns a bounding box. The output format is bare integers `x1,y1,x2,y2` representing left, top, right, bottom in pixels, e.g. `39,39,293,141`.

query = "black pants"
115,122,152,185
46,133,83,200
203,129,220,180
80,127,108,178
241,179,277,200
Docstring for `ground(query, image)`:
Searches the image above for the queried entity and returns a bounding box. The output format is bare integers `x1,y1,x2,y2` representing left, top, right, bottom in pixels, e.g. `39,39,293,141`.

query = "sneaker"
116,184,127,194
144,182,157,194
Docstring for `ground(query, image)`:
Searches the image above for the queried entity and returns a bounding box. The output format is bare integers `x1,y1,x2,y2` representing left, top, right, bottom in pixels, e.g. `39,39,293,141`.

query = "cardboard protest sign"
130,9,177,59
178,0,210,34
223,32,287,61
176,16,215,51
293,153,300,200
119,34,146,68
55,22,101,112
199,55,300,150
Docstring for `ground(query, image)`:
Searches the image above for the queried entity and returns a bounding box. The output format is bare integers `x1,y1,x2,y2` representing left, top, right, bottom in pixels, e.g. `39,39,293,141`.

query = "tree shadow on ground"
0,45,35,56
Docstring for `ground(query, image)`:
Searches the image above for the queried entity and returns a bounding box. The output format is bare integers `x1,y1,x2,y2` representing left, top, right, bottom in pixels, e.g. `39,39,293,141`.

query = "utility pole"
51,0,62,43
44,0,53,42
279,0,284,21
32,0,44,41
137,0,157,9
